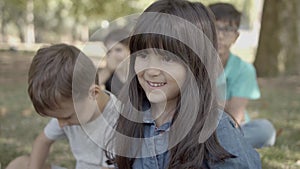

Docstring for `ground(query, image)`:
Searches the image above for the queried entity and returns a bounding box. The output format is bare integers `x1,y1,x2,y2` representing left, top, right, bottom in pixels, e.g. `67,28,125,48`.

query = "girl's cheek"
134,60,145,73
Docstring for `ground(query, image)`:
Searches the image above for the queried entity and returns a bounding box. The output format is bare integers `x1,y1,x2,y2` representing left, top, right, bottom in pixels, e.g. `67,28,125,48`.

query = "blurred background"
0,0,299,168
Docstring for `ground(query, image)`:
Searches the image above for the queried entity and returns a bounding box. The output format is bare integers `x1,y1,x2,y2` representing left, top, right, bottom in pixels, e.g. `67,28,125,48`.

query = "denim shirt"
132,109,171,169
131,110,262,169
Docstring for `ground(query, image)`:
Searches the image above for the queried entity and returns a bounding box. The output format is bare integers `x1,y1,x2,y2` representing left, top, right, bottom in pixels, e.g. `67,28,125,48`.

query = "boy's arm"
29,131,54,169
225,97,248,125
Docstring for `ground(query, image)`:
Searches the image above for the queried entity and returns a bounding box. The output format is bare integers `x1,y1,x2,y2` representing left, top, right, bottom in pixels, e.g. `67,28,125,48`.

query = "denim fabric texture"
130,110,262,169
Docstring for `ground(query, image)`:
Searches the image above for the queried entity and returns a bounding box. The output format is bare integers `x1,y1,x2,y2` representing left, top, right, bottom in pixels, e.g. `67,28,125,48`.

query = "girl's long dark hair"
107,0,234,168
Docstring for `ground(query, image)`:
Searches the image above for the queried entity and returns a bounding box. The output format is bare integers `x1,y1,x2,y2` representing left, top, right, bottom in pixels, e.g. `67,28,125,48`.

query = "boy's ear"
233,31,240,43
89,84,101,99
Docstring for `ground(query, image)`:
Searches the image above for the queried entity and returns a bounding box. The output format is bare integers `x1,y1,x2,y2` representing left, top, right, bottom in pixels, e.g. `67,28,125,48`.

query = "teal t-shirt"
217,53,261,122
223,53,260,100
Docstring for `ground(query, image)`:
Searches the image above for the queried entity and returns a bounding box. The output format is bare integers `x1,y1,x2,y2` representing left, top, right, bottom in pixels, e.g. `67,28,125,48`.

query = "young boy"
209,3,276,148
6,44,115,169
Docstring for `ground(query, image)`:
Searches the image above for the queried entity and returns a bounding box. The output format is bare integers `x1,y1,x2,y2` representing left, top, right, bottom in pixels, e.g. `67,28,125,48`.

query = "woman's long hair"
107,0,234,168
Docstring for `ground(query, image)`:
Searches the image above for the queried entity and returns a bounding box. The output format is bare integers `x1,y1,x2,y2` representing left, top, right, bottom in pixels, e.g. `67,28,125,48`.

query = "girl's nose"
145,67,161,77
144,56,162,76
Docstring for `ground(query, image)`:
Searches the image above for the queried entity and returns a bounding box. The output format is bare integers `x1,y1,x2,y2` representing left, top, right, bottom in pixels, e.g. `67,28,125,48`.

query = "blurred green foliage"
0,0,257,43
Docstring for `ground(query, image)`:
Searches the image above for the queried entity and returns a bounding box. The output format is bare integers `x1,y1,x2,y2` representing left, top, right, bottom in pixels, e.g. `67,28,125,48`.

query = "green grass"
249,77,300,169
0,51,74,168
0,51,300,168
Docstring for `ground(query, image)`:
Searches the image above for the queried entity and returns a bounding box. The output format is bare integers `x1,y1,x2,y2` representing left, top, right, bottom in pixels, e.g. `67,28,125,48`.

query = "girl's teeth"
149,82,165,87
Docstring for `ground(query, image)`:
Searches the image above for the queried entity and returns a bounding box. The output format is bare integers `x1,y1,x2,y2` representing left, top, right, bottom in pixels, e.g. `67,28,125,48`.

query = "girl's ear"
89,84,101,100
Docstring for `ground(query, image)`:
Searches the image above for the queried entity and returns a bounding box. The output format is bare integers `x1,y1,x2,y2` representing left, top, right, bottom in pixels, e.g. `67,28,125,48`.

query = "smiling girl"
104,0,262,168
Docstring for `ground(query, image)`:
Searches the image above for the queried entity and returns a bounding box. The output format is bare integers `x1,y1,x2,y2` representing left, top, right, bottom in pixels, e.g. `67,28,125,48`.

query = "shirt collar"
142,109,172,132
143,109,154,124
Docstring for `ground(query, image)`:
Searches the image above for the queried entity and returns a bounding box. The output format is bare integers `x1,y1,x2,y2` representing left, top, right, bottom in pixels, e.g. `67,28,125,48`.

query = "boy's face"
45,97,97,128
215,20,239,58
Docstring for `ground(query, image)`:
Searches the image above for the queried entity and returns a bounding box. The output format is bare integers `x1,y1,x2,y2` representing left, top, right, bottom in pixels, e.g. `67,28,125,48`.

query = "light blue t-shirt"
44,94,118,169
217,53,261,122
221,53,260,100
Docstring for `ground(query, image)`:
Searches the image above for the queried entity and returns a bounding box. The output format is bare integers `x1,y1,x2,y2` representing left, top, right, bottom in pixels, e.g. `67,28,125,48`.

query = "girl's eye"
162,55,176,62
115,48,123,52
137,53,148,59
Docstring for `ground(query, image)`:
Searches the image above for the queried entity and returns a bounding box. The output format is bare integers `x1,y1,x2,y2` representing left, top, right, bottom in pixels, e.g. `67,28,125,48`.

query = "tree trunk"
80,24,89,42
254,0,300,77
0,1,7,42
24,0,35,44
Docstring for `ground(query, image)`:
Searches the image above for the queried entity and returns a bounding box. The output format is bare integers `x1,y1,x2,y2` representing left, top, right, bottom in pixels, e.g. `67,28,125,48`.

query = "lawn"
250,77,300,169
0,51,299,168
0,51,74,168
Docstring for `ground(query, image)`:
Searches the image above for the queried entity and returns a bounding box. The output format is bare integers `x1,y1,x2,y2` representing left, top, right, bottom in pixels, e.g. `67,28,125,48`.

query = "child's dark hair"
28,44,98,116
104,29,130,47
209,3,241,27
107,0,234,168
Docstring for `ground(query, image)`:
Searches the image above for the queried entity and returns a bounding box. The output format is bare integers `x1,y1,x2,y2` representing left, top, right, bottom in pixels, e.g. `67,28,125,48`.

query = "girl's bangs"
129,33,188,61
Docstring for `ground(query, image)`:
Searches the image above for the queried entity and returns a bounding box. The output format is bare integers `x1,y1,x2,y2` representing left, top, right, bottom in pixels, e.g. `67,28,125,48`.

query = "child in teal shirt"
210,2,276,148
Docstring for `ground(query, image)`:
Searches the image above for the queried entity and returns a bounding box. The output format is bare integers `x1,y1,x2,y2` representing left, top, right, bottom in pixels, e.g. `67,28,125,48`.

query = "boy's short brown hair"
209,3,241,27
28,44,98,116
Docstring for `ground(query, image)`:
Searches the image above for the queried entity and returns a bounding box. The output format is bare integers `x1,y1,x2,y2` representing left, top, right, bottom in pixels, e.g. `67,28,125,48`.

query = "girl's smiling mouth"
147,81,167,88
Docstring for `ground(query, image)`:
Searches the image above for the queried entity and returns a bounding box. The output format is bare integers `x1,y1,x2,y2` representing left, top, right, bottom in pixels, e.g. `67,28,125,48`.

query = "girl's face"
106,42,130,70
134,50,186,104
